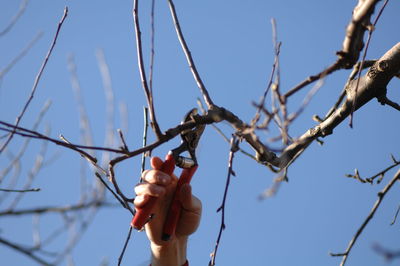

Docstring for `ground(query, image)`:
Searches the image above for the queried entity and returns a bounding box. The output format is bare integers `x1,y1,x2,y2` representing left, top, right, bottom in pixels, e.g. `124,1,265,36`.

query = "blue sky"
1,1,399,266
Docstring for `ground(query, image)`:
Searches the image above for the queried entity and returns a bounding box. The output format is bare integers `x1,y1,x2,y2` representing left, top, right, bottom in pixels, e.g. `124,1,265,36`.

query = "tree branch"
209,136,239,266
278,42,400,169
0,236,52,266
330,168,400,266
0,0,29,37
0,7,68,153
167,0,215,109
0,200,112,216
337,0,380,68
132,0,162,138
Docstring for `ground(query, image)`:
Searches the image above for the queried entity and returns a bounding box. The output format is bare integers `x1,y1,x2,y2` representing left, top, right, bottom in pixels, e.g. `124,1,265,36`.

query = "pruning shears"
131,108,205,241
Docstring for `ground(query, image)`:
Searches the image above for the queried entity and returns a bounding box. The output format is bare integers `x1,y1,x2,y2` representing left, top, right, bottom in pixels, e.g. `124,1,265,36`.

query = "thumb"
180,184,201,214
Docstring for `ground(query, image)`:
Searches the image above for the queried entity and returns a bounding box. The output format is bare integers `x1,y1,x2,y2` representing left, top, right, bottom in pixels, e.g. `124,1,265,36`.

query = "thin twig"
0,120,125,157
390,204,400,225
67,54,95,152
330,168,400,266
95,172,133,214
0,0,29,36
209,136,239,266
0,7,68,153
96,49,116,166
149,0,156,94
141,107,149,178
117,226,133,266
251,18,280,127
132,0,162,138
118,129,129,152
0,100,51,185
167,0,215,109
283,62,340,99
345,155,400,184
349,0,389,127
7,126,50,210
0,31,43,79
0,236,52,266
377,95,400,111
0,188,40,193
0,201,111,216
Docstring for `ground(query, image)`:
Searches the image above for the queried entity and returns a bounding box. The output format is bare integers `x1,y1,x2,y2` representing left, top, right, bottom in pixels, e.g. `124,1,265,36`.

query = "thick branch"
337,0,379,68
278,42,400,169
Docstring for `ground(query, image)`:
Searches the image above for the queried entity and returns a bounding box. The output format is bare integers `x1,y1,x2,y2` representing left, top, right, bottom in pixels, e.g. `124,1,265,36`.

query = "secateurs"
131,108,205,241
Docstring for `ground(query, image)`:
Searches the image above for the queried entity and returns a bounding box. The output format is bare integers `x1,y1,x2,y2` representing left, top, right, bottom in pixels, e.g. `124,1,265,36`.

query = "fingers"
134,158,174,208
141,169,171,185
150,156,164,170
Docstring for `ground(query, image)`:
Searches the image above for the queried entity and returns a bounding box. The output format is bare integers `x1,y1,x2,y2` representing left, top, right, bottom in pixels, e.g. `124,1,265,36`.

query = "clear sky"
1,1,399,266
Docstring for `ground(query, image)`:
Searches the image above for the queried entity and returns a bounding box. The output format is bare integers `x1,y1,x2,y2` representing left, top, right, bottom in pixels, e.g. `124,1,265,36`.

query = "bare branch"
0,200,112,216
117,226,133,266
349,0,389,127
0,120,125,157
391,204,400,225
132,0,162,138
148,0,156,94
252,18,280,126
167,0,215,109
337,0,380,68
95,172,132,214
279,42,400,169
209,136,239,266
0,99,51,185
0,7,68,153
0,0,29,37
283,62,340,99
323,60,376,120
0,236,52,266
0,31,43,80
0,188,40,193
330,168,400,266
377,95,400,111
96,49,116,166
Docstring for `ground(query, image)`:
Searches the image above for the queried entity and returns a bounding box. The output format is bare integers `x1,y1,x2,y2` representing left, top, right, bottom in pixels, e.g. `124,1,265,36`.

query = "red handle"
162,165,198,241
131,153,175,230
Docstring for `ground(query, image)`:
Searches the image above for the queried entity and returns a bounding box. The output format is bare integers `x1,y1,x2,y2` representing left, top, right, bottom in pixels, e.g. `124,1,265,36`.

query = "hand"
134,156,202,265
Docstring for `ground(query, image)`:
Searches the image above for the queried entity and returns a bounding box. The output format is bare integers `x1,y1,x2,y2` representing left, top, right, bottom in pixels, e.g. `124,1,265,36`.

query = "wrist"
150,236,188,266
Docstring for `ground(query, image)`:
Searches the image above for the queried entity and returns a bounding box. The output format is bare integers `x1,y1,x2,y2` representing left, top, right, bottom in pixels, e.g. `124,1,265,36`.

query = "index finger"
141,169,171,185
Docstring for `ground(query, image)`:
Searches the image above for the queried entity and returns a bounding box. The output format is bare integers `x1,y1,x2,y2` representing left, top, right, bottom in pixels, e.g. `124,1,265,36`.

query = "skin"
134,157,202,266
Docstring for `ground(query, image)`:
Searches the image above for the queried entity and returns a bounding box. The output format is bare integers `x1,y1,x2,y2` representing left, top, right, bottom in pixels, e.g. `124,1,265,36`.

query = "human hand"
134,156,202,265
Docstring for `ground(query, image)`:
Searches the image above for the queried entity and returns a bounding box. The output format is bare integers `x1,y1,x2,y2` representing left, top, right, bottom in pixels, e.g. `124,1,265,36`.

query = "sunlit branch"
167,0,215,109
349,0,389,127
